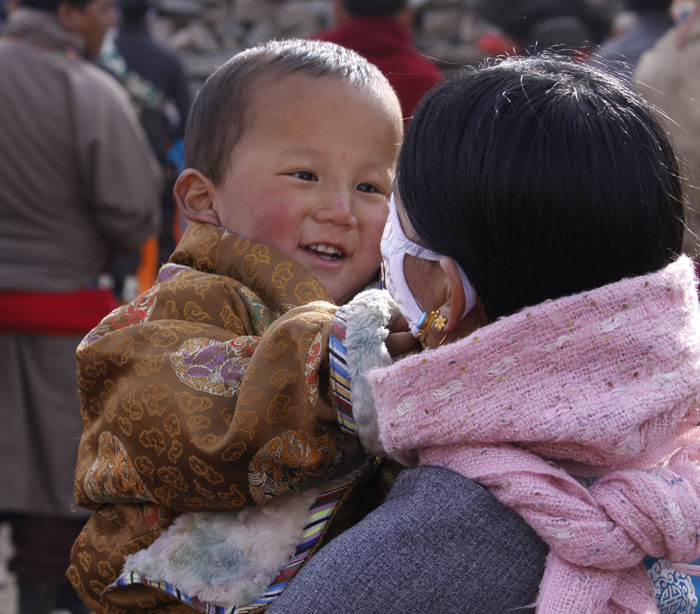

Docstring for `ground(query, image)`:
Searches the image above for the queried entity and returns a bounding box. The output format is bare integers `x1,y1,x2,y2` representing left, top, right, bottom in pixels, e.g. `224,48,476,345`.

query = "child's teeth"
309,244,342,256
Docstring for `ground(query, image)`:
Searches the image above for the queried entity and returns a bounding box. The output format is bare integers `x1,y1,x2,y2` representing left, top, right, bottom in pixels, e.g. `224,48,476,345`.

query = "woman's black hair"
397,54,684,321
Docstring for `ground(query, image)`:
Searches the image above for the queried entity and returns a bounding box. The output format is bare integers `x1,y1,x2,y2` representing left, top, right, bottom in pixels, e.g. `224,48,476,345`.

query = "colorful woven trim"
109,473,360,613
329,306,358,437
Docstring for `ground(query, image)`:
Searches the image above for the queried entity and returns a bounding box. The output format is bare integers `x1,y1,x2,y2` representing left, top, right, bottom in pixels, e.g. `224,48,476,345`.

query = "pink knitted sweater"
367,256,700,614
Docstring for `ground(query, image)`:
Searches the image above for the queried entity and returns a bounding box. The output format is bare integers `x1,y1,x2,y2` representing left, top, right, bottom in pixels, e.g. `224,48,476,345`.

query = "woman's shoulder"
268,465,547,614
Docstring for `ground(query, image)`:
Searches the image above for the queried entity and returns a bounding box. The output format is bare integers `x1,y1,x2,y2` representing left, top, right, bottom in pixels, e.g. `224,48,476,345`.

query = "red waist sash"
0,288,118,335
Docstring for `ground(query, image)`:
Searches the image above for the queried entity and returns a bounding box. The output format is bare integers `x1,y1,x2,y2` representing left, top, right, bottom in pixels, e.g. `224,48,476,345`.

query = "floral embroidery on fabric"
170,337,258,396
248,430,338,505
79,285,158,349
107,286,158,329
237,285,274,332
84,432,154,503
142,504,178,531
304,332,323,407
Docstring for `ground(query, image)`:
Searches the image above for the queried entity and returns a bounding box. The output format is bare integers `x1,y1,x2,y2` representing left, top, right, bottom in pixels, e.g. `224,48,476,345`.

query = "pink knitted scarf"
367,256,700,614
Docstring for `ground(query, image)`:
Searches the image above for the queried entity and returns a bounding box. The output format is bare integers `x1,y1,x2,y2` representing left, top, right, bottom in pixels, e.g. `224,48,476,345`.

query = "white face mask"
380,193,477,337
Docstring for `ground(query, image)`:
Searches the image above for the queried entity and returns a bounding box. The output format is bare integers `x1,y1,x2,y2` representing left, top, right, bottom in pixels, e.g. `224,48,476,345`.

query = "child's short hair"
397,54,684,321
185,38,397,186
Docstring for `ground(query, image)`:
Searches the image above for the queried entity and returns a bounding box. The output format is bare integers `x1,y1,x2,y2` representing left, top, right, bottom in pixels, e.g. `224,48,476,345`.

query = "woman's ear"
438,257,488,340
174,169,220,225
439,257,467,332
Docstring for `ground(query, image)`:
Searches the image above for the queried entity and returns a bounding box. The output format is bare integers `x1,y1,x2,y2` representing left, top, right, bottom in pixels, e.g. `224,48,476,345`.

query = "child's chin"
327,277,378,305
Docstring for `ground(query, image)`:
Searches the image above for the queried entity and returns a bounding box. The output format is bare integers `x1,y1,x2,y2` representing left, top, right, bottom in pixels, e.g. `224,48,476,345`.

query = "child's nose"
313,197,358,228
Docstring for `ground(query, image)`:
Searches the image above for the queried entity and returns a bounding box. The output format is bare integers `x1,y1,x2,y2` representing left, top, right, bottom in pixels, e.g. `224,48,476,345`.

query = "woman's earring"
416,310,447,347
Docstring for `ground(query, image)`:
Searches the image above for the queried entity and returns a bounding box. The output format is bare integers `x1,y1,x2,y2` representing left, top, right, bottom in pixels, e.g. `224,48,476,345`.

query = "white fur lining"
341,289,400,455
122,488,319,607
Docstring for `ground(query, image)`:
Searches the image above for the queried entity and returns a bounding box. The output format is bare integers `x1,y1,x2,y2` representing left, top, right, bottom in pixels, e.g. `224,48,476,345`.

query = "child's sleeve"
73,277,377,513
327,289,401,455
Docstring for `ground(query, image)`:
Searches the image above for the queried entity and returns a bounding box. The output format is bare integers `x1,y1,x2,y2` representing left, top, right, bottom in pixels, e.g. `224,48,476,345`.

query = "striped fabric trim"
108,473,360,613
112,572,245,614
329,306,357,437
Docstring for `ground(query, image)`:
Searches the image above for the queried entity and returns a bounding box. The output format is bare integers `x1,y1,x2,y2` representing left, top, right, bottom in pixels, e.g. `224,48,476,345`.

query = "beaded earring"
416,310,447,347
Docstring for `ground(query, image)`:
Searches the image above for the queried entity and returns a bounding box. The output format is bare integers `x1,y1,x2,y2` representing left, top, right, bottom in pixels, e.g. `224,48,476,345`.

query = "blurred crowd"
0,0,698,613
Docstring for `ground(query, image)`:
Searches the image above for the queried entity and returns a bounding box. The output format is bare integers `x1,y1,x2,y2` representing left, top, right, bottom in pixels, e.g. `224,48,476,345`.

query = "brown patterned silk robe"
68,222,369,613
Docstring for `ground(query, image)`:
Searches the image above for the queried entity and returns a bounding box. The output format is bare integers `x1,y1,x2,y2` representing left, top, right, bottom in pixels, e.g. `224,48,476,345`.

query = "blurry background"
0,0,624,91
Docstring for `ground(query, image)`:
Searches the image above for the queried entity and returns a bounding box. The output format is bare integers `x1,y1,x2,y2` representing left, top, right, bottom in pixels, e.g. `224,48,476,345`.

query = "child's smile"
209,74,402,304
301,243,345,261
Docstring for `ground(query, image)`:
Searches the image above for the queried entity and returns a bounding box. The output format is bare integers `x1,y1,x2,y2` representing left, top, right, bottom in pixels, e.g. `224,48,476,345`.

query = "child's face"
211,75,402,304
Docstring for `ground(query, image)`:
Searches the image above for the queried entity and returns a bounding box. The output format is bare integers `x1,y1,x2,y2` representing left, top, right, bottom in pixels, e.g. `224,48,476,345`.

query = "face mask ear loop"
383,193,479,333
458,266,478,319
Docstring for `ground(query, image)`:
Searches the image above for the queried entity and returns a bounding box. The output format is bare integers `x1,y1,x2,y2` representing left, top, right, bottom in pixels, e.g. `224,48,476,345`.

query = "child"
67,38,403,613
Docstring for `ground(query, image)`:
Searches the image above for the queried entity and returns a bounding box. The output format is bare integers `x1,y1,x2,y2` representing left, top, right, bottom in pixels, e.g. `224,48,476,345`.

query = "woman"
267,55,700,613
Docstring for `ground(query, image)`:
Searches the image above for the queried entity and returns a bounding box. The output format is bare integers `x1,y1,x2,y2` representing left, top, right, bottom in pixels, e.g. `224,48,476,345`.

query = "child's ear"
174,169,220,225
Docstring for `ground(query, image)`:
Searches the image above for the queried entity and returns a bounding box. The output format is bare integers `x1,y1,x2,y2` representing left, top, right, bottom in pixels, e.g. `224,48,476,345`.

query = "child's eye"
291,171,317,181
357,183,382,194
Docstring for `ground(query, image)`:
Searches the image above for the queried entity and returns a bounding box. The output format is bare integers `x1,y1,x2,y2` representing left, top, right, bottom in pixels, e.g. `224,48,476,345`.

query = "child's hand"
385,315,420,359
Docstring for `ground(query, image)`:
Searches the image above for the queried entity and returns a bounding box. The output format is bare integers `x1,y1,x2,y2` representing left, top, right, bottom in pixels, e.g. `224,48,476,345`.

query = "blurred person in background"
635,0,700,259
0,0,19,23
99,0,193,298
315,0,442,122
0,0,161,611
473,0,612,57
593,0,673,79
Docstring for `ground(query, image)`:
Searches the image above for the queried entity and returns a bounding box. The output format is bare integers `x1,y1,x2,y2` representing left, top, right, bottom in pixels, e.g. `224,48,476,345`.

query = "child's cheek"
364,203,390,242
248,202,301,254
